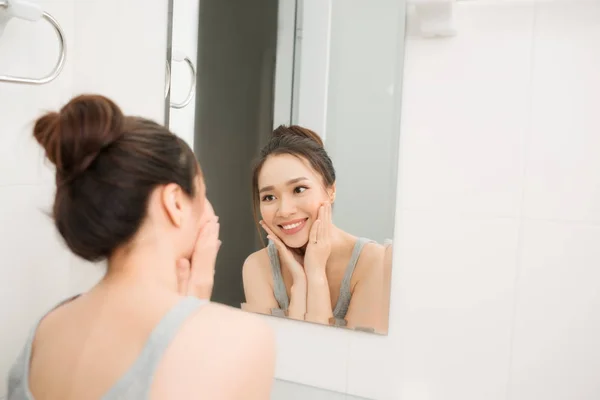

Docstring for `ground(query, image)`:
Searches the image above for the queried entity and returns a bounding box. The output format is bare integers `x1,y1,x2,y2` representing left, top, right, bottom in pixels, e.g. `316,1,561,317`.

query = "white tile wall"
0,184,70,388
0,0,75,186
400,1,534,218
0,1,76,395
265,316,353,393
3,0,600,399
387,1,600,399
394,211,519,400
0,0,168,396
523,0,600,223
509,220,600,400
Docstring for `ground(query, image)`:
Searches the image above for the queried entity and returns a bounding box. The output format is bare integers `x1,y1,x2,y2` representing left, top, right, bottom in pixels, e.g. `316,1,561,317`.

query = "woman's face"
258,154,333,249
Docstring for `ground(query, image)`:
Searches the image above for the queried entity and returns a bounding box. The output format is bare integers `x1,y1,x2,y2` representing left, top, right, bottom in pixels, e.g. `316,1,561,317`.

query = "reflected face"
258,154,332,248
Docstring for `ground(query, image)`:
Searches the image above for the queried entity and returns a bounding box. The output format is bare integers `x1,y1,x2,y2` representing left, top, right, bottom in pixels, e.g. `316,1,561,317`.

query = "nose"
276,195,296,218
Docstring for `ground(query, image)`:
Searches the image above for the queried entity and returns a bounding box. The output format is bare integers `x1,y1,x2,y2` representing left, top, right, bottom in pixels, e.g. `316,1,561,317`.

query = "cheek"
260,203,276,225
299,196,323,219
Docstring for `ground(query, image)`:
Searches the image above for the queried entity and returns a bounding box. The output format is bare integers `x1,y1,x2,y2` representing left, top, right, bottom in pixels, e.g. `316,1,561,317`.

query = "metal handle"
165,50,196,109
165,60,171,98
0,2,67,85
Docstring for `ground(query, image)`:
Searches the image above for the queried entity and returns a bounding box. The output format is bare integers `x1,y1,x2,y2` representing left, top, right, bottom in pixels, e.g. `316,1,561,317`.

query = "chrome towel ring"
165,49,196,109
0,0,67,85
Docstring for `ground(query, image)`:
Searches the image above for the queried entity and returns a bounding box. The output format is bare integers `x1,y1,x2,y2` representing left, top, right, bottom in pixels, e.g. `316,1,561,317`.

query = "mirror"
272,379,375,399
165,0,401,335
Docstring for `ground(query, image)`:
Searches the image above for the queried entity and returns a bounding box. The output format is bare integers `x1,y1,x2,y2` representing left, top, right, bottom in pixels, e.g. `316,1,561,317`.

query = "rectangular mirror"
272,379,375,399
165,0,402,335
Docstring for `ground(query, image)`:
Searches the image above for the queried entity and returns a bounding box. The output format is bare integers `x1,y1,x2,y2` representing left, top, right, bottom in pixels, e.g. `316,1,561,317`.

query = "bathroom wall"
0,0,168,395
2,0,599,399
396,1,600,399
264,1,600,399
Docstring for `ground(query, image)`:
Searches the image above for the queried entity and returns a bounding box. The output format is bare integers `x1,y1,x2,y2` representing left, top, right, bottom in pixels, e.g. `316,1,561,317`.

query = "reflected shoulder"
242,248,271,275
362,242,386,261
356,242,386,275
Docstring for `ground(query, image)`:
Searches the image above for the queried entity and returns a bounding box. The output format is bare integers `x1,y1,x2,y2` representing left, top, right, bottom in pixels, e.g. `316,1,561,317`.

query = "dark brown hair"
251,125,335,234
34,94,199,262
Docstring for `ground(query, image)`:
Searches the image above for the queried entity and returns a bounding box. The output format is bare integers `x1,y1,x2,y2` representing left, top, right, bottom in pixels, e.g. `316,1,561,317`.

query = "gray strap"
267,241,290,311
102,296,207,399
332,238,372,319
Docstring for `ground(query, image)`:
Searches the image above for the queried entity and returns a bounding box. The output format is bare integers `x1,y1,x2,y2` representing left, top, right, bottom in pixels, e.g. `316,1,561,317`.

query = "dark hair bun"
272,125,324,148
33,94,124,181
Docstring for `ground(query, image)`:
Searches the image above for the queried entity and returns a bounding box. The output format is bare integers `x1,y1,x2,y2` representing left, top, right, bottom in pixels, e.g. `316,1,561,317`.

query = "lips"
278,218,308,235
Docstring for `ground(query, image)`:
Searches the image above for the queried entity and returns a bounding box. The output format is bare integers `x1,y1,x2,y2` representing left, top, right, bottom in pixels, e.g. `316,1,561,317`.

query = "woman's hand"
260,221,306,284
303,203,334,324
177,203,221,299
260,220,307,320
304,202,332,276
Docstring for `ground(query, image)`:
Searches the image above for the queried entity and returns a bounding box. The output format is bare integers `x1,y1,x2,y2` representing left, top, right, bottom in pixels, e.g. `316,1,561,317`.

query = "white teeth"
282,221,303,230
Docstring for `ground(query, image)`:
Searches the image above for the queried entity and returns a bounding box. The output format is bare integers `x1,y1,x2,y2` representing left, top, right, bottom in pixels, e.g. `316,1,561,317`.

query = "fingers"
309,219,320,244
317,202,331,239
260,220,283,247
194,216,219,252
185,214,221,299
176,258,191,295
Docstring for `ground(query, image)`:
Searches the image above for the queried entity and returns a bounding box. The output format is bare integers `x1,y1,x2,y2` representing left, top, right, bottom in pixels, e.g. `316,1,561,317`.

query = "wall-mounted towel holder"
0,0,66,84
165,49,196,109
408,0,456,38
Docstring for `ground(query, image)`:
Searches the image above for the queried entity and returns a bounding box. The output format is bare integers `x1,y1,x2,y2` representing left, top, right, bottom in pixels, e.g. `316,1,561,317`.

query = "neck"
100,242,179,295
329,225,355,254
293,224,352,261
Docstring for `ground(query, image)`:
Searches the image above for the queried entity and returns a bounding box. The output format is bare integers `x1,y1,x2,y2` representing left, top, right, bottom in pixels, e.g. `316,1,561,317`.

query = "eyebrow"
259,177,309,193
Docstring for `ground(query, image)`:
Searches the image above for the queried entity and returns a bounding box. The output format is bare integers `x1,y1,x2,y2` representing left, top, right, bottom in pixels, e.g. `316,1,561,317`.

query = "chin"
280,234,309,249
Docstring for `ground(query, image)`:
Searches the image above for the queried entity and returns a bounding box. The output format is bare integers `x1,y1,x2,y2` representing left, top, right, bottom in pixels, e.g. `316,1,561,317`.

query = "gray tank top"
7,295,207,400
267,237,372,321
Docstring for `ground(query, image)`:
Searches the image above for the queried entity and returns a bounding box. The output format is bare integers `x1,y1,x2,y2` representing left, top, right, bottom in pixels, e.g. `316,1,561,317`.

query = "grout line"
400,206,600,228
505,2,538,400
0,183,45,188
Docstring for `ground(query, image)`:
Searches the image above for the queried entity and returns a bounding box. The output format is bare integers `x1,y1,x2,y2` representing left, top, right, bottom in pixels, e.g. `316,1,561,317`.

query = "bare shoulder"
242,247,272,282
358,242,386,267
243,248,271,272
184,301,274,350
354,242,386,279
155,302,276,399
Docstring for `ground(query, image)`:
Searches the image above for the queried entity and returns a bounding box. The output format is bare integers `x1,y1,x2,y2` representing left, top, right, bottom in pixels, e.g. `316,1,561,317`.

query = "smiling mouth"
278,218,308,235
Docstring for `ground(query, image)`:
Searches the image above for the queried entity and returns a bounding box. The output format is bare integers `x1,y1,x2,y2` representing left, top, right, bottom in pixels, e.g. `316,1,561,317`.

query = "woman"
7,95,275,400
242,125,388,332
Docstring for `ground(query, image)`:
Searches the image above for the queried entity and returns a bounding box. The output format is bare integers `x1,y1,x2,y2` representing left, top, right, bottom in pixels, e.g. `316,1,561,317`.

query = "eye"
294,186,308,194
261,194,275,202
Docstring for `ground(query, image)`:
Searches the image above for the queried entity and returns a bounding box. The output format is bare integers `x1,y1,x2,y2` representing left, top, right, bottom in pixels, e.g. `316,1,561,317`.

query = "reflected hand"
260,220,306,283
304,202,332,274
177,207,221,299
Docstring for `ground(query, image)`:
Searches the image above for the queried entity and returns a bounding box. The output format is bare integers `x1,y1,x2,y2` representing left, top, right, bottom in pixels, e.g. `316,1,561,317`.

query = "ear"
327,182,336,204
161,183,186,228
